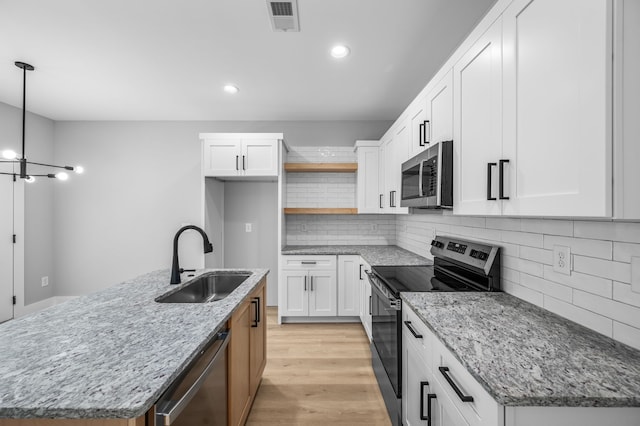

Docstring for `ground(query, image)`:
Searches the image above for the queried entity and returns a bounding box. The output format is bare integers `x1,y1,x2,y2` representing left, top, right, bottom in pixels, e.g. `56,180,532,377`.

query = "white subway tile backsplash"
574,221,640,243
395,213,640,350
520,219,574,236
501,230,544,248
613,321,640,349
613,242,640,262
543,296,613,337
573,290,640,329
543,266,613,298
543,235,612,260
520,273,572,302
573,255,631,283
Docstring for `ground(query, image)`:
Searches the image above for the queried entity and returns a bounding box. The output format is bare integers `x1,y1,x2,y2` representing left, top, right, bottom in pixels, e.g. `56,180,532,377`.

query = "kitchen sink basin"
156,272,251,303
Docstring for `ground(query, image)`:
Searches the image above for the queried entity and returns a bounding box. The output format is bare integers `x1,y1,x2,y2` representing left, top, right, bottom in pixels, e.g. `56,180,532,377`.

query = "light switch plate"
632,257,640,294
41,276,49,287
245,223,252,232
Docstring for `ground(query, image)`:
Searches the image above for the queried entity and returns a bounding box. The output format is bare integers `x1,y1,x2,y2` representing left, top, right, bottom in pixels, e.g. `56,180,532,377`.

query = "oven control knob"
431,240,444,249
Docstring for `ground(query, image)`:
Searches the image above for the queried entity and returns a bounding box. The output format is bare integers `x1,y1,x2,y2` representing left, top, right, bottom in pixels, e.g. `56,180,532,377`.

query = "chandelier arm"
25,161,73,170
21,64,26,167
0,172,17,176
0,160,19,163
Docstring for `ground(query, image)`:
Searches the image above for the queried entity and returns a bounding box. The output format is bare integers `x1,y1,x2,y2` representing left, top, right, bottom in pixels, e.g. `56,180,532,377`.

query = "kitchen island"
0,268,269,423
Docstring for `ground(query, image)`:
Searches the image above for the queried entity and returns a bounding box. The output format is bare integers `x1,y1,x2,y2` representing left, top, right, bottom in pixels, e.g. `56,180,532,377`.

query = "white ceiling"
0,0,496,121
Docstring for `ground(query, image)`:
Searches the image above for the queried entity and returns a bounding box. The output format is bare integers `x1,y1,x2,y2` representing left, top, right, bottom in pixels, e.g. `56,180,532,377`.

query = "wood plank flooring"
245,308,391,426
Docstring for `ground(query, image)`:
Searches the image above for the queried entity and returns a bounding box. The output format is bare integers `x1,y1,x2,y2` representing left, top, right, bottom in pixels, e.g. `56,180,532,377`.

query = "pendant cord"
21,64,26,161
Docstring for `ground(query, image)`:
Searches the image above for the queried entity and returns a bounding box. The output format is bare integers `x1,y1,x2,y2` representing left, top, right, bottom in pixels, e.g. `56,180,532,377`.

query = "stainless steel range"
366,235,501,426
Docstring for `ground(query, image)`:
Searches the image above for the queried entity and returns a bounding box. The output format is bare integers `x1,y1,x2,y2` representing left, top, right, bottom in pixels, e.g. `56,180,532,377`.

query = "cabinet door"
242,139,278,177
308,270,337,316
428,70,453,146
430,376,470,426
356,146,381,214
250,281,267,394
203,139,241,177
338,255,360,316
378,142,387,213
280,271,309,317
453,18,503,216
502,0,611,216
403,329,433,426
229,300,253,426
409,96,429,158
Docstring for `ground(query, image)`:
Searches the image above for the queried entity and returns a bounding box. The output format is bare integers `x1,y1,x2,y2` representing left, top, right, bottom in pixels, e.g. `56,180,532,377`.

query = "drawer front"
283,255,337,270
403,304,433,369
432,337,500,426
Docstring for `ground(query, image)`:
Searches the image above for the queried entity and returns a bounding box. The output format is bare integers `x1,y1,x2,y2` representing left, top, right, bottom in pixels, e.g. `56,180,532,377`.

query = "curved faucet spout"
170,225,213,284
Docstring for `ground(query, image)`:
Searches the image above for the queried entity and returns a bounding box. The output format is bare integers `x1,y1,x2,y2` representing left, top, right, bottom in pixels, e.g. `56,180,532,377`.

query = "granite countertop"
402,292,640,407
0,268,268,419
282,245,432,266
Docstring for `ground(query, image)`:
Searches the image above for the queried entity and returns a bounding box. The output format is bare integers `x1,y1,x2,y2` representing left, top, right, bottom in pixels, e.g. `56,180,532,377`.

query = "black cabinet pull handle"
379,194,384,209
439,366,474,402
423,120,430,145
236,155,239,171
304,276,307,291
487,162,497,200
369,295,372,315
419,123,425,147
404,320,423,339
359,264,364,280
242,155,246,170
499,159,509,200
254,296,261,324
301,261,317,265
251,299,259,327
390,190,397,208
310,276,314,291
420,381,436,424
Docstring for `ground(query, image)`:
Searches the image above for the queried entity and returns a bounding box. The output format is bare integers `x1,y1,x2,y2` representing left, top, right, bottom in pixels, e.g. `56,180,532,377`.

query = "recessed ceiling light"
223,84,239,94
330,45,350,59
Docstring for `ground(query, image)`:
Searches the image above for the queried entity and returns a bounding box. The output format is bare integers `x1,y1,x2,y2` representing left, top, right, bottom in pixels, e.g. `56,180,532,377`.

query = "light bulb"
55,172,69,181
223,84,239,94
25,176,35,183
2,149,17,160
74,165,84,174
330,45,350,58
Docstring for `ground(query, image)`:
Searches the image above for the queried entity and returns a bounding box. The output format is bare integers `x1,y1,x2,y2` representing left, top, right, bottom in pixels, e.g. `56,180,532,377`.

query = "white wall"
0,101,55,306
396,212,640,351
52,120,390,296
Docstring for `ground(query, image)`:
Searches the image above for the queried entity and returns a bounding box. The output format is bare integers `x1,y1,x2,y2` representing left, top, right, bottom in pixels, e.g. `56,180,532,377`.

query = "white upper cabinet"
428,70,454,147
454,0,613,217
382,122,409,215
501,0,611,216
453,18,504,216
201,133,280,178
408,94,429,158
355,141,381,214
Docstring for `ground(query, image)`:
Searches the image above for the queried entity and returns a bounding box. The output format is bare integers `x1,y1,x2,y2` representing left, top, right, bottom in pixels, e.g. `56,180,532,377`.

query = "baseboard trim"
15,296,78,318
280,316,361,324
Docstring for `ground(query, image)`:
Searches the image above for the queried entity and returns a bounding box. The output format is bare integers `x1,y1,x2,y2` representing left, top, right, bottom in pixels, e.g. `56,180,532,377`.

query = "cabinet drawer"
402,305,433,370
432,337,500,426
282,255,337,269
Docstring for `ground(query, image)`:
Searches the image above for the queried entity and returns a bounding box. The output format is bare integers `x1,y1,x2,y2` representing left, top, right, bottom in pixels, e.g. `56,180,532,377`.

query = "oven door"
370,281,402,398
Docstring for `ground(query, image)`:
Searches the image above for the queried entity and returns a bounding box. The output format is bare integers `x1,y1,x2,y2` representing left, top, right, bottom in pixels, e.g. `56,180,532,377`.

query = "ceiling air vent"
266,0,300,32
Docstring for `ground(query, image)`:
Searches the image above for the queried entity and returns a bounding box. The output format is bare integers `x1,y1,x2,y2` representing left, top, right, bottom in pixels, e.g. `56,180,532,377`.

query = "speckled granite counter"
282,245,432,266
0,268,268,419
402,292,640,407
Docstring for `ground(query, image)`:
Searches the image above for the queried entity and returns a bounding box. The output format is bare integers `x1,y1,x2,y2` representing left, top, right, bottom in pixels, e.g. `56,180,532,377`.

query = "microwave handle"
418,160,425,197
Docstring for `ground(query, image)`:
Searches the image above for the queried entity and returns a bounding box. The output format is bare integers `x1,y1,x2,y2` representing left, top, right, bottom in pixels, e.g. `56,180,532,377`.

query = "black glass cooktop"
372,263,484,296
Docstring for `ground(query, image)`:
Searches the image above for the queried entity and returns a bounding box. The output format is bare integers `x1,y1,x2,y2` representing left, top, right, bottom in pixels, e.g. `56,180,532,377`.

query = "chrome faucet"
170,225,213,284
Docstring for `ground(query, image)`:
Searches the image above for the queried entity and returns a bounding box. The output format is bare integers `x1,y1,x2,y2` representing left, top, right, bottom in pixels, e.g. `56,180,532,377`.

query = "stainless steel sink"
156,272,251,303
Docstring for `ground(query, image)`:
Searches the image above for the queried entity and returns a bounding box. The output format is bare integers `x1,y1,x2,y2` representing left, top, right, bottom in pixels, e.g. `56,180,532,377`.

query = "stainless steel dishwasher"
155,329,230,426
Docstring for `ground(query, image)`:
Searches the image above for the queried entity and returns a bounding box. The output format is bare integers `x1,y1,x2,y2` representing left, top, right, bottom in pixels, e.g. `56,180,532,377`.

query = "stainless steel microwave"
400,140,453,209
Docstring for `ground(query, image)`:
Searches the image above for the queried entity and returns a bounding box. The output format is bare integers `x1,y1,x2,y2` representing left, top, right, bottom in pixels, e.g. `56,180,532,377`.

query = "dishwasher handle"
155,329,230,425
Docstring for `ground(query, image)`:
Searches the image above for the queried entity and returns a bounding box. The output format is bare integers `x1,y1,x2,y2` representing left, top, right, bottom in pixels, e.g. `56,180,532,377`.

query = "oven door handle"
418,160,425,197
155,330,230,425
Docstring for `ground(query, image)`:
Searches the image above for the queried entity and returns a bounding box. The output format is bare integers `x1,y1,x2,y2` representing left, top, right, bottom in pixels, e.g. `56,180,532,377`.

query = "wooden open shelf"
284,208,358,215
284,163,358,173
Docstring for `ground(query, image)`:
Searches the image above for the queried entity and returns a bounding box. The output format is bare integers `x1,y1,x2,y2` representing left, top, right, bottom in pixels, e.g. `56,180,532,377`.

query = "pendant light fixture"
0,61,83,183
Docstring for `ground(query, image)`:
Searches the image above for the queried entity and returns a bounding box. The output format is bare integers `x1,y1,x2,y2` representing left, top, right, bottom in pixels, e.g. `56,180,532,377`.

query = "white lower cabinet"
358,257,372,341
280,256,337,318
337,255,360,316
403,304,640,426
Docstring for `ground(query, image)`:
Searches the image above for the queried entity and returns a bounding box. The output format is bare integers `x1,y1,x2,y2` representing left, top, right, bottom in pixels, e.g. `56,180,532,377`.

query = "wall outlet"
301,224,307,232
245,223,252,233
553,245,571,275
371,223,378,232
41,276,49,287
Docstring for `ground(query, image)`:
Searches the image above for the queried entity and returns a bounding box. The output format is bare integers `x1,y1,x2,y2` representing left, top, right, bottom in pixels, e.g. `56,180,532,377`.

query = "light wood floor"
245,307,391,426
